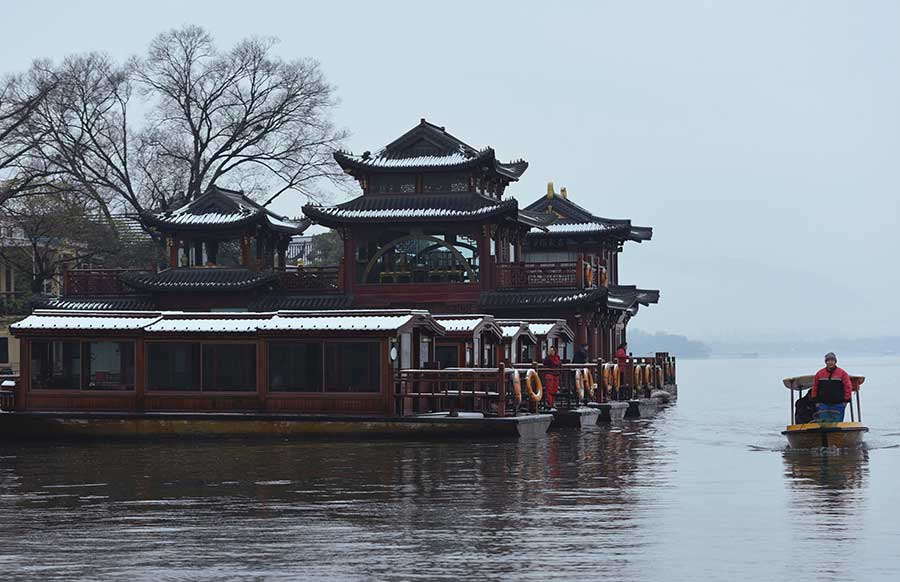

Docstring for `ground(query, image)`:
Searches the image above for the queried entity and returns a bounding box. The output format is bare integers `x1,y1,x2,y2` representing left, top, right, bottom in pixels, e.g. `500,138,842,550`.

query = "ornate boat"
781,374,867,448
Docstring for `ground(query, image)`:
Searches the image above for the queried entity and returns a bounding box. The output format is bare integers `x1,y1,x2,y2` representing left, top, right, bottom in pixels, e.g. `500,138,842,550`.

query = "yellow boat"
781,374,868,448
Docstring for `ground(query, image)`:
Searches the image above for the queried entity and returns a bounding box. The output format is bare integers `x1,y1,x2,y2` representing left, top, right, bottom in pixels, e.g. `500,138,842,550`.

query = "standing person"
811,352,853,422
615,342,628,398
573,342,589,364
542,346,562,409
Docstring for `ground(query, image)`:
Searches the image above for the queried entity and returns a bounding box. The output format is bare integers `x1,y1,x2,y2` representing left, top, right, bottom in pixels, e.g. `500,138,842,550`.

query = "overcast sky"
3,1,898,340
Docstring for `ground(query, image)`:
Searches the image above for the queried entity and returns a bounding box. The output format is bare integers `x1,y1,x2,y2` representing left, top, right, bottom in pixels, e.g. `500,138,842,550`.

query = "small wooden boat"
781,374,868,448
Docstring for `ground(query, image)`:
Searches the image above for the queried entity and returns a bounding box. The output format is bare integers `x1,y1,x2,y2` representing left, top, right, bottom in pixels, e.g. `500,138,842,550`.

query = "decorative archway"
361,234,479,283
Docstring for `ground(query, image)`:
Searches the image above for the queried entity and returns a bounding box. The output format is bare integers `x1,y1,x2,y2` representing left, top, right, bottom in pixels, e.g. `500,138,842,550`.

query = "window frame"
267,338,384,394
145,340,258,393
29,337,137,392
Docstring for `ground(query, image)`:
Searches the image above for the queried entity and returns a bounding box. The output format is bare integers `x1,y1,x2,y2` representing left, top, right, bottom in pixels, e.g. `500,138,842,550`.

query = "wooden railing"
495,260,605,290
395,366,516,417
0,375,16,411
278,266,341,292
65,269,148,296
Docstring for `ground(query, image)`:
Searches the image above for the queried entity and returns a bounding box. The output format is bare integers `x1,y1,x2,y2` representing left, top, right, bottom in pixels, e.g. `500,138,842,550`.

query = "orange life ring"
511,370,523,404
575,369,585,400
601,364,611,390
633,365,642,387
656,366,664,388
525,369,543,402
612,364,620,389
584,368,595,399
645,365,654,386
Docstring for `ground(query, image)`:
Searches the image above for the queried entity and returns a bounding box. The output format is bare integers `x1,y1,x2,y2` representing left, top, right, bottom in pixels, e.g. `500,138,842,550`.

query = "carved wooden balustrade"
278,266,342,293
65,269,148,296
494,260,603,290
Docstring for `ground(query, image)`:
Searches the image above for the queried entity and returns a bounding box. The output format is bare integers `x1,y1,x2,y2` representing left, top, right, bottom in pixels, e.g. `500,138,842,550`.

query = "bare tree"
0,191,118,295
20,25,346,218
0,71,56,204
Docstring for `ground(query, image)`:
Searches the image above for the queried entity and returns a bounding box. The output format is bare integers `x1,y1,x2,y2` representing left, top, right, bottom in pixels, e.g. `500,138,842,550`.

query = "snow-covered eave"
11,309,446,336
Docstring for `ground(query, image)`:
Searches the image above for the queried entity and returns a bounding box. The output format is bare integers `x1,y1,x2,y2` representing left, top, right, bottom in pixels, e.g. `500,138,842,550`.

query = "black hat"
824,352,837,362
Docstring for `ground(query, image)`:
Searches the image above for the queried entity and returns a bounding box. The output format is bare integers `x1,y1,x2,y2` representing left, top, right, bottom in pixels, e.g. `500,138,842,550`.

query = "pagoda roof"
480,288,606,309
523,186,652,243
249,294,354,311
304,192,521,227
141,184,309,234
120,268,278,293
334,119,528,180
607,285,660,315
33,295,155,311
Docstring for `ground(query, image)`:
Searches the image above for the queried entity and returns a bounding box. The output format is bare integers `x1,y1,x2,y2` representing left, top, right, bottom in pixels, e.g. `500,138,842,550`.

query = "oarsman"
810,352,854,422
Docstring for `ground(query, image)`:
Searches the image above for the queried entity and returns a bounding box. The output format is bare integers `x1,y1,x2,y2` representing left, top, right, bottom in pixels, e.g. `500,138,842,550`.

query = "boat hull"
782,422,868,448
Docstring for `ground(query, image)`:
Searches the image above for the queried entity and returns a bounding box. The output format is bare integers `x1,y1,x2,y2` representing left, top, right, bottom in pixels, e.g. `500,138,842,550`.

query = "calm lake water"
1,357,899,581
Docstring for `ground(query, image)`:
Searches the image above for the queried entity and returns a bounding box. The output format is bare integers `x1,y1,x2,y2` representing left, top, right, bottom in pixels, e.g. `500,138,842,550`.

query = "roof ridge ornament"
546,181,556,199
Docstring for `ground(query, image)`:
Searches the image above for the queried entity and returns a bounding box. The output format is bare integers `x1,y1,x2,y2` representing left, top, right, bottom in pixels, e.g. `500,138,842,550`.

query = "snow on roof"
542,222,613,234
12,309,437,335
162,211,252,225
313,206,503,220
527,323,554,337
342,152,473,168
258,314,415,332
145,317,268,334
12,313,162,331
499,324,523,338
433,316,485,333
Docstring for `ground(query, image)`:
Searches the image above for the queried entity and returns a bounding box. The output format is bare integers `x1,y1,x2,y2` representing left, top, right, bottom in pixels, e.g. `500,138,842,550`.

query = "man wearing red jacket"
811,352,853,422
542,346,562,409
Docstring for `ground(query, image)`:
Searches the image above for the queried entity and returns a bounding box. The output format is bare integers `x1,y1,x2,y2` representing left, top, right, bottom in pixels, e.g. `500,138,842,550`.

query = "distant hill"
628,329,711,359
708,336,900,358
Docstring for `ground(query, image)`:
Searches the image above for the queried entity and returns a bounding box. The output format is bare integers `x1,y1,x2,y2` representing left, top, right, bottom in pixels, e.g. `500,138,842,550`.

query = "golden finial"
546,181,556,199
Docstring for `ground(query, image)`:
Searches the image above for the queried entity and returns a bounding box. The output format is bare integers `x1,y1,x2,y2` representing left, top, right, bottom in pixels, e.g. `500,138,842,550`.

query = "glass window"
324,342,380,393
268,342,323,392
0,337,8,363
85,341,134,390
147,343,200,390
31,340,81,390
202,344,256,391
435,345,458,369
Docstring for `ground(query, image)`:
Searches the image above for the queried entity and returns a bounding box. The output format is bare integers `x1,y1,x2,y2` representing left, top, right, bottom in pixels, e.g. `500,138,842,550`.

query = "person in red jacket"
615,343,628,399
542,346,562,409
811,352,853,422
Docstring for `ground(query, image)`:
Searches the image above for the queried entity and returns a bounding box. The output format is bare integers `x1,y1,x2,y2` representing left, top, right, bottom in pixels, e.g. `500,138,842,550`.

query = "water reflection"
782,447,868,570
0,418,675,581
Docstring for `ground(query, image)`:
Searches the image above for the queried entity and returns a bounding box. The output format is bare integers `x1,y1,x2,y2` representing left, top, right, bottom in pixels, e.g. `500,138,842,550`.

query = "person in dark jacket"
811,352,853,422
573,343,589,364
542,346,562,408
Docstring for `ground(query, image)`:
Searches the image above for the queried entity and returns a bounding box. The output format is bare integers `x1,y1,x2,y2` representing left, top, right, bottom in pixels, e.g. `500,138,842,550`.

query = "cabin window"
0,337,8,363
202,344,256,391
324,342,380,392
30,340,136,391
30,339,82,390
268,341,323,392
147,343,201,390
85,341,135,390
435,345,458,369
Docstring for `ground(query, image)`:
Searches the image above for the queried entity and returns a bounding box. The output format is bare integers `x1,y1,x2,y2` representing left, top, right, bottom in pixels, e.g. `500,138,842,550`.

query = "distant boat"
781,375,867,448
